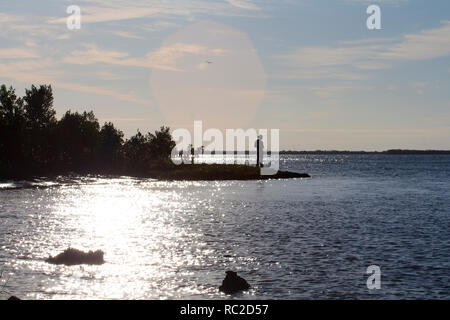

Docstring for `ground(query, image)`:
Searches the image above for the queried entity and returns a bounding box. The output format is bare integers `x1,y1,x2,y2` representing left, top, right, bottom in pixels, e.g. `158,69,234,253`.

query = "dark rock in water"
268,170,310,179
219,271,250,294
45,248,105,266
8,296,20,300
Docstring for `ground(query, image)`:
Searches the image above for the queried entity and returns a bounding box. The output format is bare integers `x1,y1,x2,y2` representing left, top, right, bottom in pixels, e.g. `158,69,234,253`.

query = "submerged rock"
45,248,105,266
268,170,310,179
8,296,20,300
219,271,250,294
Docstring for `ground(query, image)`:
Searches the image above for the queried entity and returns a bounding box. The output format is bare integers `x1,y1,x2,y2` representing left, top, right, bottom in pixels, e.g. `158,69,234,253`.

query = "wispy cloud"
63,43,227,72
46,0,265,24
273,69,368,81
338,37,398,45
96,71,124,81
56,81,149,105
277,21,450,79
113,31,144,40
63,44,131,66
309,85,373,98
280,45,382,69
48,6,160,25
146,42,227,71
380,21,450,61
227,0,261,10
0,12,22,23
0,11,76,42
0,51,148,105
0,59,55,84
137,20,180,33
0,47,40,59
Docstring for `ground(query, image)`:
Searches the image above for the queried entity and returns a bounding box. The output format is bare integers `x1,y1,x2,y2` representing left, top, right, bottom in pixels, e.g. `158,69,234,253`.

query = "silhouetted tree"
148,126,176,161
56,110,100,171
98,122,124,171
123,130,150,173
23,85,57,169
0,85,27,176
23,85,56,130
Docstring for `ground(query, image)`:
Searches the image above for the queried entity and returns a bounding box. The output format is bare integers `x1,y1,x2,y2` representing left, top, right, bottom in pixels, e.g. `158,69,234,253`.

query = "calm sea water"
0,154,449,300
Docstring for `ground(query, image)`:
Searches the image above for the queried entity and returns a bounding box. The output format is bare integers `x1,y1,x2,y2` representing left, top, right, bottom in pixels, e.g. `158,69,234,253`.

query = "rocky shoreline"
152,164,310,181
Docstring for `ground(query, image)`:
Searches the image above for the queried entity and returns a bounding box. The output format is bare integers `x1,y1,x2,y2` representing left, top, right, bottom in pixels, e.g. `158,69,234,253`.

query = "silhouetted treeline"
0,84,175,179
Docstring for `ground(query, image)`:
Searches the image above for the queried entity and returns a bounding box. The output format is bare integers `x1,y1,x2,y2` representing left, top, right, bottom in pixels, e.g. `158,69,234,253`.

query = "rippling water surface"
0,155,449,299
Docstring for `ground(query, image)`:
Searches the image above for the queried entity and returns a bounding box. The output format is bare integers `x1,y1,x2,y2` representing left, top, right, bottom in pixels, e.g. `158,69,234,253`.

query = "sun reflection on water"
5,178,254,300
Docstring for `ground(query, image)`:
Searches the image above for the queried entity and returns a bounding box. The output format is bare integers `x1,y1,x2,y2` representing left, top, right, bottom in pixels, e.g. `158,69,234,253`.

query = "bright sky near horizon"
1,0,449,150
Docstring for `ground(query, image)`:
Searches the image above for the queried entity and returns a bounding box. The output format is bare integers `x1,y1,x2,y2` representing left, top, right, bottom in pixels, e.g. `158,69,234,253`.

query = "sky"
0,0,449,150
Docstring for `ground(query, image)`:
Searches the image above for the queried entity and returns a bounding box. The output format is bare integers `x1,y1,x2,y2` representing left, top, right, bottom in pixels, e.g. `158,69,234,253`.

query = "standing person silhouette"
190,144,195,164
255,135,264,167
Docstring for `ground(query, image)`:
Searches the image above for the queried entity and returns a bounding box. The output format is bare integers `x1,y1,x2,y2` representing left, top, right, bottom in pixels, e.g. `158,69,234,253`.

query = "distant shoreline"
206,150,450,155
279,150,450,155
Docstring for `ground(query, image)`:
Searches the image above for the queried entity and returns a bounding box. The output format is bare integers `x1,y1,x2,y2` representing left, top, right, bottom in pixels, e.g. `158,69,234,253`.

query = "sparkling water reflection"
0,155,449,299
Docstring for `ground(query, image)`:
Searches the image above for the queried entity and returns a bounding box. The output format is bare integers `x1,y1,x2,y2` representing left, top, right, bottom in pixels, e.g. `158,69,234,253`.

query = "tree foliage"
0,84,176,178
